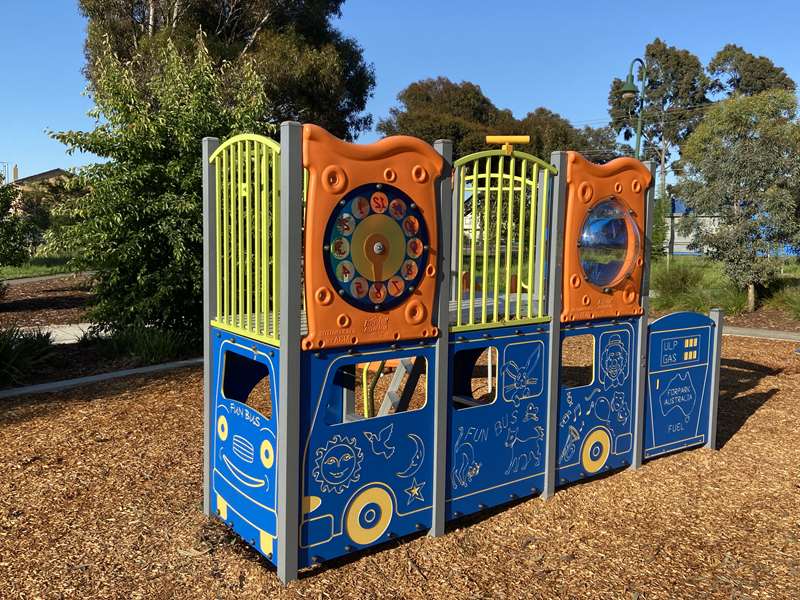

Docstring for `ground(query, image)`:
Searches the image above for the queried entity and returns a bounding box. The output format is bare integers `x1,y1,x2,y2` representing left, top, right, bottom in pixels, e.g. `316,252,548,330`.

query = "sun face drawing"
312,435,364,494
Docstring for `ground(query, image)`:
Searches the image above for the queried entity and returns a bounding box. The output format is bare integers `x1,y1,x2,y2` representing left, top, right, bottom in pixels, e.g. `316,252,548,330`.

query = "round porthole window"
579,199,640,288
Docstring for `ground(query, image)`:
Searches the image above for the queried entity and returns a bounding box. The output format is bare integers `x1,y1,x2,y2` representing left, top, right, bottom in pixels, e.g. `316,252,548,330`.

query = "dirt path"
1,336,798,599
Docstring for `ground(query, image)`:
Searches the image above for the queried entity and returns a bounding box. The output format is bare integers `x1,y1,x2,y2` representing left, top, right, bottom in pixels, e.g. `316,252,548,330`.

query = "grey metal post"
202,136,219,517
542,152,568,500
631,160,657,470
706,308,724,449
277,121,303,583
431,139,453,536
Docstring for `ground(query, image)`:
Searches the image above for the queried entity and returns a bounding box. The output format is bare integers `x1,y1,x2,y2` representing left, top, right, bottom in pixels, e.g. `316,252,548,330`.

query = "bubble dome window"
579,199,640,288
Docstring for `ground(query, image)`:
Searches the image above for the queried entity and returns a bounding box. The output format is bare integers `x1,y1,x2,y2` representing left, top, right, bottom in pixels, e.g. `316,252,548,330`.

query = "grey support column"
202,136,219,517
277,122,304,583
431,139,453,536
631,160,657,470
706,308,724,450
542,152,568,500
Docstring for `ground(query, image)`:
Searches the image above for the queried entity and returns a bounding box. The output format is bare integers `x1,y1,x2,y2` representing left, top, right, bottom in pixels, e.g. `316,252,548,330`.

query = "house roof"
12,168,70,186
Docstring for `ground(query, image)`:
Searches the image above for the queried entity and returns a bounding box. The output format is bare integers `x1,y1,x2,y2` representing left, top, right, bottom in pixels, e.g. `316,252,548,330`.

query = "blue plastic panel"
298,342,436,567
557,319,638,485
209,328,280,565
644,311,714,459
446,323,550,519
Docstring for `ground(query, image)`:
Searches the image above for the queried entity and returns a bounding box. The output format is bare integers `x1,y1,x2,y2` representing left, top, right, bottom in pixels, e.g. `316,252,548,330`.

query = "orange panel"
302,124,444,350
561,152,652,323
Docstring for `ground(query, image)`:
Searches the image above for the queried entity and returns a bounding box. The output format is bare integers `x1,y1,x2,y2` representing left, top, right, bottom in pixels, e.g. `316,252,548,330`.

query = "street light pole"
620,57,646,160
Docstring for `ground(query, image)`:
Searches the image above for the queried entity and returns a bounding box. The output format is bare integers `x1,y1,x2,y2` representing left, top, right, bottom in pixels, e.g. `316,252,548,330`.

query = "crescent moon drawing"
396,433,424,479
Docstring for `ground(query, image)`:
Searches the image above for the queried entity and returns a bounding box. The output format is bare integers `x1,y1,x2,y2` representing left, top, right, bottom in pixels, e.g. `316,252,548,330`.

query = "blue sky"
1,1,799,178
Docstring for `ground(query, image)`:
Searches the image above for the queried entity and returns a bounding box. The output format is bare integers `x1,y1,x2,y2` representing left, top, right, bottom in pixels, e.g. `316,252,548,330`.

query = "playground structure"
201,123,724,583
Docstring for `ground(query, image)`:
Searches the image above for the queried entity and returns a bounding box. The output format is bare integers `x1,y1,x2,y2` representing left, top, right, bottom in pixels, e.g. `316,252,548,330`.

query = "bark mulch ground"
0,274,92,328
1,336,799,599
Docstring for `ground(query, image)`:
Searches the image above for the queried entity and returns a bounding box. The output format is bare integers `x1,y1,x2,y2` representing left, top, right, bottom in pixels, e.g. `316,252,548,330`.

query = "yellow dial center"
350,214,405,282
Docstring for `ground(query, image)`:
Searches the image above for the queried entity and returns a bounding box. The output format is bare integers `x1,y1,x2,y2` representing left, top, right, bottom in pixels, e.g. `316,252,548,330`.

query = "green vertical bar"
481,156,490,325
238,141,244,326
468,164,478,325
492,156,504,322
527,163,539,319
254,143,261,336
266,147,272,336
230,144,237,327
215,156,222,321
456,166,465,327
516,159,527,320
272,151,280,341
222,150,229,323
504,156,515,321
537,171,550,319
246,141,252,331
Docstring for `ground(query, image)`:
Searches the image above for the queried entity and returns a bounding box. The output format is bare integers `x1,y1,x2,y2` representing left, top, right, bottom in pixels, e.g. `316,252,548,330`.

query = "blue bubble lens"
579,200,631,287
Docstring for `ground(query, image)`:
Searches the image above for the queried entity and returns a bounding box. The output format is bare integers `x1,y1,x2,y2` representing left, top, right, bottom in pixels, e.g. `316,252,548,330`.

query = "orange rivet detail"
405,300,426,325
426,264,436,277
322,165,347,194
411,165,428,183
337,314,351,328
351,336,358,344
578,182,593,203
614,182,623,194
582,294,591,306
422,329,428,337
384,168,397,182
431,327,439,337
318,340,325,348
303,340,313,350
316,287,333,305
570,274,581,288
632,179,642,193
636,257,644,267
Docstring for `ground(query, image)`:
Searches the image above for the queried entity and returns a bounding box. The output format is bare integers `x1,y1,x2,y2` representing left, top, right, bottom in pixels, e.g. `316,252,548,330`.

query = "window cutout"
561,334,594,388
222,351,273,418
329,357,428,423
452,346,498,410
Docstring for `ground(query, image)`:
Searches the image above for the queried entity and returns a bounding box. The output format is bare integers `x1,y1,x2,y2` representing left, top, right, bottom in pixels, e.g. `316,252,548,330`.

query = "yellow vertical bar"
527,164,539,319
272,151,280,341
230,144,237,327
215,156,222,321
245,141,252,331
516,159,527,320
492,156,503,322
468,165,478,325
222,150,229,323
537,170,550,319
254,143,261,336
504,156,515,321
481,156,490,325
455,166,465,327
262,147,270,338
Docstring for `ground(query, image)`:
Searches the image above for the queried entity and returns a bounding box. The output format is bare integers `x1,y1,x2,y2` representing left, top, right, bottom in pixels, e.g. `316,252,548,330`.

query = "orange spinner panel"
561,151,652,323
302,124,444,350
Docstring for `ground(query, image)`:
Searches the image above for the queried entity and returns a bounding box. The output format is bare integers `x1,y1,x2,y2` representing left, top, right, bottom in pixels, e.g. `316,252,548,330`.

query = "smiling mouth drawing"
222,453,266,488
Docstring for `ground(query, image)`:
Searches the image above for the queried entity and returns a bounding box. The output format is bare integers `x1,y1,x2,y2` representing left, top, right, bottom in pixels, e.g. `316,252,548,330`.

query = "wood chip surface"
1,336,798,599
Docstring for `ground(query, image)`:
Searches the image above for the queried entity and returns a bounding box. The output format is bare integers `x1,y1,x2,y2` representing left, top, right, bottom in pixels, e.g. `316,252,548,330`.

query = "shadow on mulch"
715,357,780,449
0,295,89,313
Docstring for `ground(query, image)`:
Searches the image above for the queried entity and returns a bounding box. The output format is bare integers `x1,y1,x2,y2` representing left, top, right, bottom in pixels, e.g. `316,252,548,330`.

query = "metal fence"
451,150,558,332
210,134,281,346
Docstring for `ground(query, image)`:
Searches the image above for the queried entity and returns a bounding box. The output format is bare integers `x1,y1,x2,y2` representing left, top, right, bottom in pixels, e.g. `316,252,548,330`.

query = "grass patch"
0,255,74,280
0,327,55,387
80,324,200,365
767,285,800,319
650,259,747,315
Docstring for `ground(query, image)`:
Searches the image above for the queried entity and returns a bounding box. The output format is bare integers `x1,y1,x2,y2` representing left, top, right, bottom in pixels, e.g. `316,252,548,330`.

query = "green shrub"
0,327,55,387
768,285,800,319
650,260,746,316
81,324,199,365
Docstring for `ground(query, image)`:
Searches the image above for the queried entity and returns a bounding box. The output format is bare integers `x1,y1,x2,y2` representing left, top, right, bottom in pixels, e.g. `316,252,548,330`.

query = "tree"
50,36,273,332
608,38,710,258
379,77,626,161
674,89,800,312
708,44,795,97
0,177,34,268
79,0,375,140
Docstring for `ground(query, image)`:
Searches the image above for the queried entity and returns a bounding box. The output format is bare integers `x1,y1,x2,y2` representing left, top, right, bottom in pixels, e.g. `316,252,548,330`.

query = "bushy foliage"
50,36,273,332
650,260,746,316
0,177,36,267
0,327,54,388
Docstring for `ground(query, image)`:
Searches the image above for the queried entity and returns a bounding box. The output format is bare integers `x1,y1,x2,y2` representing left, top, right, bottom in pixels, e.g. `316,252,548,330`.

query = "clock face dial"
324,183,429,311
